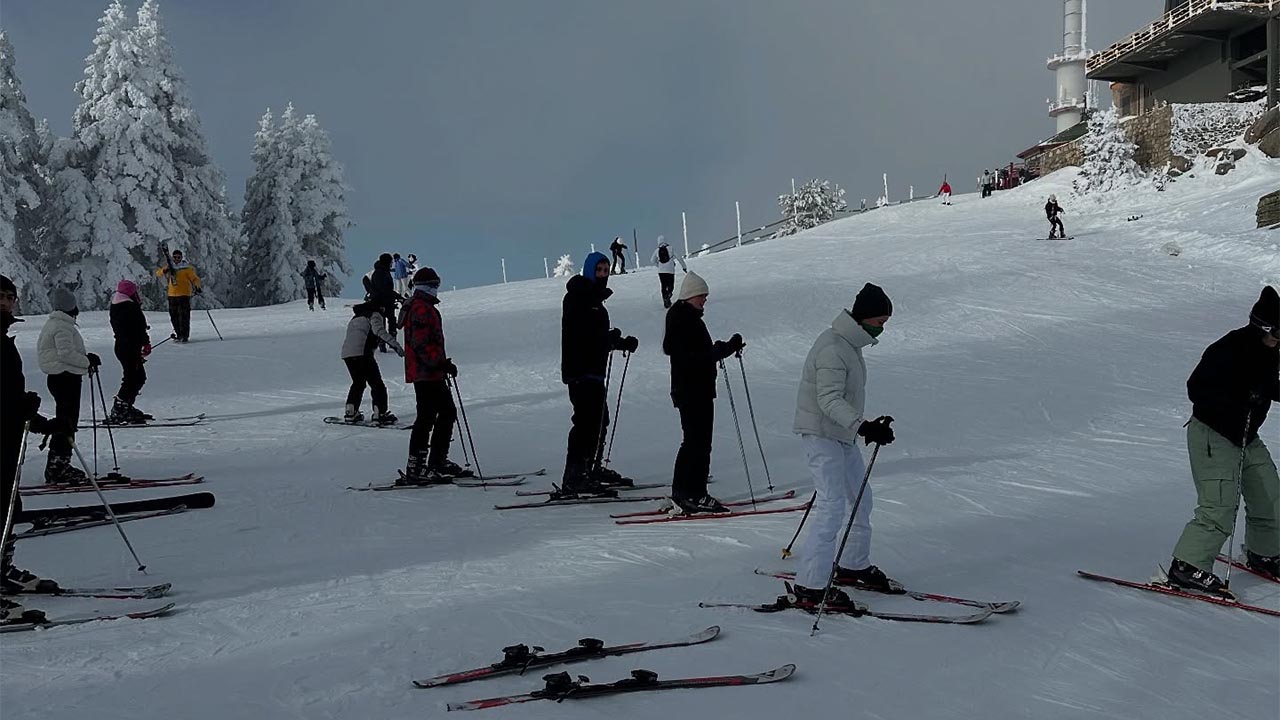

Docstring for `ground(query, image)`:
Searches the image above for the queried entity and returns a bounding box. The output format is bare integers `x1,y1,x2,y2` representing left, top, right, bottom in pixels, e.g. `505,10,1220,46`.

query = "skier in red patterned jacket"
399,267,465,485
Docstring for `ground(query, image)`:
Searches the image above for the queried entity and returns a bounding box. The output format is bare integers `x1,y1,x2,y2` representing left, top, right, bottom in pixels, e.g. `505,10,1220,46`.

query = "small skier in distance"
1045,195,1066,239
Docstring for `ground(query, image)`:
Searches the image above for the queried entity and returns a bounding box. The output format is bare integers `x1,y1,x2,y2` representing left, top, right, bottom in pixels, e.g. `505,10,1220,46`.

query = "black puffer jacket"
110,300,150,353
1188,326,1280,446
663,300,734,407
561,275,616,384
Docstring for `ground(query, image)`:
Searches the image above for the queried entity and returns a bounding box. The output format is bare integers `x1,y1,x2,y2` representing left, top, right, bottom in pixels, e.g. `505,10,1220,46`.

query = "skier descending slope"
791,283,899,608
1167,286,1280,593
560,252,638,497
0,275,63,624
1045,195,1066,239
663,271,744,513
400,268,466,484
340,300,404,425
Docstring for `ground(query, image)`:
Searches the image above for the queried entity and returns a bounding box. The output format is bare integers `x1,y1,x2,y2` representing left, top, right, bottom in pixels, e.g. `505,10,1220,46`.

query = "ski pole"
205,307,223,341
719,359,757,508
736,352,774,492
811,441,884,636
449,376,484,485
604,351,632,466
781,491,817,558
1,423,31,563
90,369,126,480
68,441,147,572
1223,407,1253,591
152,333,176,350
591,352,614,473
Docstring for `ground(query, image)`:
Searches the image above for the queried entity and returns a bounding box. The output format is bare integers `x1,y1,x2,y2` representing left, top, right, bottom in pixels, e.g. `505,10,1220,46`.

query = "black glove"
87,352,102,369
194,286,203,295
857,415,896,446
619,336,639,353
727,333,745,354
23,391,41,419
443,358,459,378
27,413,57,436
607,328,623,348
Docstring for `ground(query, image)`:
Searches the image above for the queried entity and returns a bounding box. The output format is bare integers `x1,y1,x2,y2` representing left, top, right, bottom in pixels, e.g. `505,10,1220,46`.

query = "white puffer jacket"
792,310,876,443
37,311,91,376
651,244,687,274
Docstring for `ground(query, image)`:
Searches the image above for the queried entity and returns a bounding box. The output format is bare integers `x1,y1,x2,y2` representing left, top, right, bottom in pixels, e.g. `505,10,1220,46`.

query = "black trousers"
46,372,82,456
307,287,325,308
659,273,675,303
611,251,626,273
410,380,456,463
168,296,192,340
114,344,146,404
566,379,608,469
1,424,23,572
344,355,387,410
1049,217,1065,237
673,398,714,500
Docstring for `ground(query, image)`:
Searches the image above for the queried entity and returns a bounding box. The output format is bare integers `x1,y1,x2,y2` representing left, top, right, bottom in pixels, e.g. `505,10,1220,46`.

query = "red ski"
614,502,809,525
1077,570,1280,617
1216,553,1279,584
610,490,798,519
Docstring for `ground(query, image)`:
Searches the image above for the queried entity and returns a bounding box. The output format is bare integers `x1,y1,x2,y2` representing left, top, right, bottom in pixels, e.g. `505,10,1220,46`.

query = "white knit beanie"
678,271,709,301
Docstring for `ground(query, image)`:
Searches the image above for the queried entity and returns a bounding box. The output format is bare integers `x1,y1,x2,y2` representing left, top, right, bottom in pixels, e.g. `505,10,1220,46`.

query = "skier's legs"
566,380,606,469
659,273,674,305
176,296,192,339
114,345,141,403
672,398,714,499
45,373,81,457
1173,419,1244,570
307,287,316,309
365,355,389,411
1240,436,1280,558
343,357,368,408
427,381,457,466
0,430,22,576
317,286,326,309
796,434,853,588
838,440,873,571
167,296,182,337
410,380,438,456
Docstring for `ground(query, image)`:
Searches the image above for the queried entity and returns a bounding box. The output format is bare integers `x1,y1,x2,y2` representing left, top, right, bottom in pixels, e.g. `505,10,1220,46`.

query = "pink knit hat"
117,279,138,296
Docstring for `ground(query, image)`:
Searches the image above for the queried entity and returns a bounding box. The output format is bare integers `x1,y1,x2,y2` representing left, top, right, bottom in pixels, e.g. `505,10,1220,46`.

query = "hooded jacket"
301,265,325,290
651,243,687,274
663,299,735,406
110,294,150,352
793,310,877,443
402,289,446,382
37,310,91,376
342,302,401,359
561,252,616,384
156,261,202,297
1188,326,1279,446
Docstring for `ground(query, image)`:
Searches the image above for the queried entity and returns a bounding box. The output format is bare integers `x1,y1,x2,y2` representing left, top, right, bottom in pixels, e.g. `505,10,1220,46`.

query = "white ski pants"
796,434,873,588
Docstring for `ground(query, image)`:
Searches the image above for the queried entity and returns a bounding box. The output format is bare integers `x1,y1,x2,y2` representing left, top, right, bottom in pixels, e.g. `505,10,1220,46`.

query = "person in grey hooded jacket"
791,283,898,608
340,301,403,424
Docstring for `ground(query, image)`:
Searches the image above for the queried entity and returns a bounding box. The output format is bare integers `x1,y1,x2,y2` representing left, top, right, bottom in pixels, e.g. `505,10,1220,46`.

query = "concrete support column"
1269,15,1279,110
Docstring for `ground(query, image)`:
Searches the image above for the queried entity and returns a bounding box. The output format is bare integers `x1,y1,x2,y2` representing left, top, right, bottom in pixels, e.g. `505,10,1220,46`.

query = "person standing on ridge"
400,267,466,484
392,253,410,296
106,280,153,425
609,236,628,275
155,248,201,342
302,260,327,311
1045,195,1066,239
1166,286,1280,595
651,236,687,309
37,288,97,485
560,251,638,496
662,271,744,514
790,283,899,609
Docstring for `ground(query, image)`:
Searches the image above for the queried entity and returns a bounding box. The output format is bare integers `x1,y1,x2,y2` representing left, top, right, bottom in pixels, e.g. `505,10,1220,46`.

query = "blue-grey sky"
3,1,1156,290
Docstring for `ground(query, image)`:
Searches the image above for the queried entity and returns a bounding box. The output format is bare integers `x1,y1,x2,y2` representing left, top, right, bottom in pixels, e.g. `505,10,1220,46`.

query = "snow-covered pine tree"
772,178,847,238
0,31,51,311
1075,106,1142,196
237,108,303,306
290,113,350,299
553,253,575,278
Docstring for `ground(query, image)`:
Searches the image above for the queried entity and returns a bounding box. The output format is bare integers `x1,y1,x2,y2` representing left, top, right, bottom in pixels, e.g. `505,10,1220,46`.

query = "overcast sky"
3,1,1156,290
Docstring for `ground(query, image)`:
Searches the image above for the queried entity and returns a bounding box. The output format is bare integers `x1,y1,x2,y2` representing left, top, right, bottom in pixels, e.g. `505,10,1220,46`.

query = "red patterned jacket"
401,292,446,382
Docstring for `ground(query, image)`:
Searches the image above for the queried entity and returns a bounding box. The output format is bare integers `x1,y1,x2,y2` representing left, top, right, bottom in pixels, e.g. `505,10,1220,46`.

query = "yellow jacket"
156,264,202,297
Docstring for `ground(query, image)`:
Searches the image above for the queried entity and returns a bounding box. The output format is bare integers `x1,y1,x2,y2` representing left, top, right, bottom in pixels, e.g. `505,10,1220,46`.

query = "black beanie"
850,283,893,321
1250,285,1279,330
0,274,14,294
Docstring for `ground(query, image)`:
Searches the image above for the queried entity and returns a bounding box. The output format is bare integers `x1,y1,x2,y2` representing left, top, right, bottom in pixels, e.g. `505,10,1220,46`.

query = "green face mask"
860,321,884,338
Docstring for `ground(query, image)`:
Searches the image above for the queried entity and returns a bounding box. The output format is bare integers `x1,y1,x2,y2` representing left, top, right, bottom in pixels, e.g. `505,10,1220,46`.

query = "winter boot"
559,459,616,498
671,493,729,515
371,406,398,426
2,565,61,595
1245,550,1280,580
107,397,135,425
343,403,363,424
429,457,473,479
833,565,905,594
398,452,446,486
0,597,45,625
1166,558,1234,597
589,465,633,488
44,454,87,486
790,583,864,612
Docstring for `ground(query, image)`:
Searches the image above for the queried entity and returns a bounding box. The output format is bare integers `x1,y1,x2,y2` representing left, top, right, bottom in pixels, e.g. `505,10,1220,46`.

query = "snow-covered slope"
3,157,1278,720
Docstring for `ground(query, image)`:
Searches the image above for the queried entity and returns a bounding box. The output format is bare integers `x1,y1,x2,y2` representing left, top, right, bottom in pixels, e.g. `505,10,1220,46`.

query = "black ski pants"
114,344,146,404
1,423,23,573
673,397,714,500
168,295,192,340
307,286,326,309
611,250,626,274
566,379,608,470
344,355,388,411
46,372,82,457
410,380,456,465
1049,217,1065,238
659,273,675,305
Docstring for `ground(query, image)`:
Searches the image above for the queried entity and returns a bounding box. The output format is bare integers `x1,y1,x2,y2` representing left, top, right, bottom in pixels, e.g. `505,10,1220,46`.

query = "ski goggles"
1254,318,1280,339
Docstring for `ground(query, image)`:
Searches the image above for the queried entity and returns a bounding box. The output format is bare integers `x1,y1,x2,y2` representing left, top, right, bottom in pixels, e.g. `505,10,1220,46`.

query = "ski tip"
761,664,797,682
691,625,721,642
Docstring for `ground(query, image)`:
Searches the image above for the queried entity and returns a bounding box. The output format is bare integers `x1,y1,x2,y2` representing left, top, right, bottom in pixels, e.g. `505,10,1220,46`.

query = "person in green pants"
1168,286,1280,596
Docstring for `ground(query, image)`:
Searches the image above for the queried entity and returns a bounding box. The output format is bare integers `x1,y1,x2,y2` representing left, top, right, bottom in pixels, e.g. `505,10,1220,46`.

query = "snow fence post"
682,212,689,257
736,201,742,247
544,257,550,279
882,173,889,205
909,185,914,201
501,258,507,284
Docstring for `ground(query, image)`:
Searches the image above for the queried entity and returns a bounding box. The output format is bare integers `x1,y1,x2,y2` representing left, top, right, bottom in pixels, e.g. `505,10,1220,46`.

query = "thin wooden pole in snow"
682,212,689,257
501,258,507,284
543,257,550,279
736,201,742,247
883,173,889,204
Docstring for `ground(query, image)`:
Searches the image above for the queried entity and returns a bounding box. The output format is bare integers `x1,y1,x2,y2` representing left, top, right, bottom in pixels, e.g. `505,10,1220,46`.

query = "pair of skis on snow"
1079,551,1280,618
13,492,215,539
80,412,207,428
21,472,205,496
495,486,810,524
348,469,546,492
2,583,177,633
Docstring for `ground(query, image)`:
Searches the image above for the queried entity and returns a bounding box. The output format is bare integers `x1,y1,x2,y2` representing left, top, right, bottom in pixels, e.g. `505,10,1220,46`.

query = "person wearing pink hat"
106,280,153,424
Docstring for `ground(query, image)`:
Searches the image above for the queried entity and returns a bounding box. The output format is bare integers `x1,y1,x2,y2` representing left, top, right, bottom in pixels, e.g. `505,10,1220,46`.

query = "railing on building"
1087,0,1276,75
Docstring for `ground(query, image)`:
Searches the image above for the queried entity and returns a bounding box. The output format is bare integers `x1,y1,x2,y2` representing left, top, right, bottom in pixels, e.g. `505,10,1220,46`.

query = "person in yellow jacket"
156,248,202,342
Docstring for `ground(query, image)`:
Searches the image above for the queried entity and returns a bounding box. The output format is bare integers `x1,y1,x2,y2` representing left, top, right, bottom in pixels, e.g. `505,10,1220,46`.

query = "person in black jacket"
1045,195,1066,239
609,237,628,274
0,274,61,623
1168,286,1280,594
663,271,744,514
367,254,399,351
301,260,327,311
106,279,152,425
560,251,637,496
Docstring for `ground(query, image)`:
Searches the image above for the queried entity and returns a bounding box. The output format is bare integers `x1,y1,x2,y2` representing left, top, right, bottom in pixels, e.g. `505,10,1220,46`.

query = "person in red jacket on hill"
399,267,465,485
938,178,952,205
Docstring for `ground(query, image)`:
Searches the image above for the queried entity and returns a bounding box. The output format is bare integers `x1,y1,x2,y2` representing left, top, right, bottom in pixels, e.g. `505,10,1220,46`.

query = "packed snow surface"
3,159,1279,719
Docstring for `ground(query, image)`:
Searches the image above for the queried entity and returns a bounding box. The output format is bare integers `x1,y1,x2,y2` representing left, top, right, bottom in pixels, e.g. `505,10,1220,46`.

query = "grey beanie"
50,287,78,313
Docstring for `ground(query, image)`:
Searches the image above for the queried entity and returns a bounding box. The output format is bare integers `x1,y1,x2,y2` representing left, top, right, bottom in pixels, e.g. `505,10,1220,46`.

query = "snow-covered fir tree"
237,108,301,306
772,178,847,238
0,31,51,311
290,113,350,299
553,253,575,278
1075,106,1142,196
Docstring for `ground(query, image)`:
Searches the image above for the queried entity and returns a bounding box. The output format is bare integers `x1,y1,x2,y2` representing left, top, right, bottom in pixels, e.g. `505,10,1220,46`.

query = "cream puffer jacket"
792,310,877,444
37,311,91,376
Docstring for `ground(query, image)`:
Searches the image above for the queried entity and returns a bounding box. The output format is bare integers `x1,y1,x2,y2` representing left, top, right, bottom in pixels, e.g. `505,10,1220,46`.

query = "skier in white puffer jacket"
791,282,898,609
650,237,687,308
36,288,99,485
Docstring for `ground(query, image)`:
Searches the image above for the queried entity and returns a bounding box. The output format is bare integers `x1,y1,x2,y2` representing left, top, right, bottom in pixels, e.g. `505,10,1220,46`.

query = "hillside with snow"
2,157,1278,720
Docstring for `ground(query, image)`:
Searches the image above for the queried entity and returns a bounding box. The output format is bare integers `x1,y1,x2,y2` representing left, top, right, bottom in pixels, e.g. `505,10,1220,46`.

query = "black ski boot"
0,597,45,625
789,583,864,612
589,465,633,488
430,457,474,479
2,565,61,595
44,454,87,486
107,396,138,425
671,494,728,514
343,403,363,424
833,564,905,594
1245,550,1280,580
557,458,616,498
398,452,445,486
371,406,397,426
1166,558,1234,598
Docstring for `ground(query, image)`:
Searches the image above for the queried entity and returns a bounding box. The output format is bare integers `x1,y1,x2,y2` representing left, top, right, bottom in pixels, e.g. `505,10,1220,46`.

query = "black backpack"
657,245,670,264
